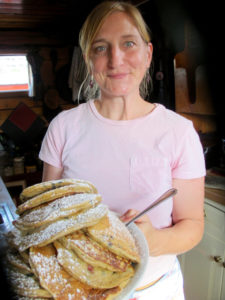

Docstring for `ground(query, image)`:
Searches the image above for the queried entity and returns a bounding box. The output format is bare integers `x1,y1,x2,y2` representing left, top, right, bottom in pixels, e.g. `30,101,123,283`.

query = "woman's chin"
102,86,134,98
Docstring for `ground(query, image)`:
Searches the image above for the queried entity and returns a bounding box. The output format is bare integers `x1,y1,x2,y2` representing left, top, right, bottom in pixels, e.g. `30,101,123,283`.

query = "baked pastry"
14,297,53,300
59,231,130,272
14,297,52,300
29,244,121,300
6,248,32,274
6,178,141,299
6,268,52,298
19,178,98,202
87,210,140,263
13,204,108,252
17,183,97,215
14,193,101,231
54,240,134,289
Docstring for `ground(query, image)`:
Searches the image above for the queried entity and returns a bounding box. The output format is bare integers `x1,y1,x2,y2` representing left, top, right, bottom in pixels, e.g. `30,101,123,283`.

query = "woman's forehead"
93,11,140,41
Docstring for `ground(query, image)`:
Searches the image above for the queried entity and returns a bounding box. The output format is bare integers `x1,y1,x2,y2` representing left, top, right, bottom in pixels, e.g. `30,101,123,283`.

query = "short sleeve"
172,123,206,179
39,114,64,168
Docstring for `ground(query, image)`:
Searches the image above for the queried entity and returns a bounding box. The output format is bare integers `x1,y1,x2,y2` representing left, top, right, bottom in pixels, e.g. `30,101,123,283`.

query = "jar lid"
14,156,24,162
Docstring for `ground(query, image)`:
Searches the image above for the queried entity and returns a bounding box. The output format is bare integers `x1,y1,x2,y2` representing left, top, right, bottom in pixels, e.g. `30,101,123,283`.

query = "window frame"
0,51,31,98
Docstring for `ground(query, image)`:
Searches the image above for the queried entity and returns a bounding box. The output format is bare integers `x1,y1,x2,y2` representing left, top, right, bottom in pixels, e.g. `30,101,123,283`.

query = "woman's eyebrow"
92,38,107,45
92,34,138,44
121,34,138,39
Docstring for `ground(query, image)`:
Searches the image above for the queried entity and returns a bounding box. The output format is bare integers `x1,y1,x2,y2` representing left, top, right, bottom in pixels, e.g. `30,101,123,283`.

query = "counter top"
205,170,225,208
205,187,225,209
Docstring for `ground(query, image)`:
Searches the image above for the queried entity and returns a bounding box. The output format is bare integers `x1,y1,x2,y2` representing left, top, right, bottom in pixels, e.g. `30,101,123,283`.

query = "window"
0,55,32,94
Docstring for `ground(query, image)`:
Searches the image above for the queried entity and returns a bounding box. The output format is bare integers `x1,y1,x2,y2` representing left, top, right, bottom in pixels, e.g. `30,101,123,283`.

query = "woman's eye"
125,41,135,48
94,45,107,54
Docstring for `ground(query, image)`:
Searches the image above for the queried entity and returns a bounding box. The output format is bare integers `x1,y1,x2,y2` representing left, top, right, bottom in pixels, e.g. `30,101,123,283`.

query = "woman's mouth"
107,73,128,79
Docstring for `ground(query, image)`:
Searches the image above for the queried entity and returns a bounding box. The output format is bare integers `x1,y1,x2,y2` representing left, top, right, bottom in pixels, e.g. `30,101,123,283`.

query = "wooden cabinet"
178,198,225,300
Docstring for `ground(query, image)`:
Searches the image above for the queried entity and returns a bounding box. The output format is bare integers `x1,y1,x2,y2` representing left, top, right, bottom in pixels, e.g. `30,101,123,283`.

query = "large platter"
115,223,149,300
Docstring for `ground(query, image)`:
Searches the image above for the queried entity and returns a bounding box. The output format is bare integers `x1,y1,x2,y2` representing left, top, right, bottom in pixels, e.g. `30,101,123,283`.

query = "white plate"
115,223,149,300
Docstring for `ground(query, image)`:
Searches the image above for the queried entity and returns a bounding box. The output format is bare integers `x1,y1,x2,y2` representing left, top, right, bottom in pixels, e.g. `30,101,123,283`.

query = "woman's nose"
108,45,124,68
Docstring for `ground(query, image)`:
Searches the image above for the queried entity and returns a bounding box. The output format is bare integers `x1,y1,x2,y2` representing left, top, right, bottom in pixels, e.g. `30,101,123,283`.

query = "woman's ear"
146,42,153,68
83,53,87,64
83,54,89,70
83,54,93,74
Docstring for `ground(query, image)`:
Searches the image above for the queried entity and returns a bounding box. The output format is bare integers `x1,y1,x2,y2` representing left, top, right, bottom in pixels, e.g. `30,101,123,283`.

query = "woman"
39,1,206,299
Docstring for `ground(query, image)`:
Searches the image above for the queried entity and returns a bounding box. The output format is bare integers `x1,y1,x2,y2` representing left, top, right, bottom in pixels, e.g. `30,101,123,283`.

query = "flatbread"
6,248,32,274
87,210,140,263
17,183,96,215
54,240,134,289
19,178,98,202
13,204,108,252
29,244,121,300
6,268,52,298
14,194,101,230
59,231,130,272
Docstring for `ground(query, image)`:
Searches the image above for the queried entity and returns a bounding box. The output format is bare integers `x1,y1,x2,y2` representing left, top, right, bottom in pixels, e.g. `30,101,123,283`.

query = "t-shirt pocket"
129,154,172,195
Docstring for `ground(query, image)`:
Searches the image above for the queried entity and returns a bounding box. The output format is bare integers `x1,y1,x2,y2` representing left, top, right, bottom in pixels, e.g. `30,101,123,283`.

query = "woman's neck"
94,95,155,121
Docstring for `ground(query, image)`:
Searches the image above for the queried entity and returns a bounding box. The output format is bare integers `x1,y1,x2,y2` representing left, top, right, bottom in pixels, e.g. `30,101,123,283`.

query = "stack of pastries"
4,178,140,300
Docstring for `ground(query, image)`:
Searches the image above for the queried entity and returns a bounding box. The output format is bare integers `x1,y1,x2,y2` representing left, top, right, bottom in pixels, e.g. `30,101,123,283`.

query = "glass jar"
13,157,24,174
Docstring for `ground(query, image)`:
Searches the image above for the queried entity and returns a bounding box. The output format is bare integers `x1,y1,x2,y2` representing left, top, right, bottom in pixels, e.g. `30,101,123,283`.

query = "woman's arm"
42,162,63,182
121,177,205,256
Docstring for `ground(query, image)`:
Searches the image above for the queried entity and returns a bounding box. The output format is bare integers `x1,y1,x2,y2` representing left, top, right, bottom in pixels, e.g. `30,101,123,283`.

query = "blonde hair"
78,1,153,100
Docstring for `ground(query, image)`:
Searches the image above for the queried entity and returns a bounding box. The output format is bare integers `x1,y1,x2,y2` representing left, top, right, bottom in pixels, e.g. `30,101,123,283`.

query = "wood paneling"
0,31,73,47
175,66,216,115
0,98,41,110
0,97,74,128
174,22,217,135
0,45,75,130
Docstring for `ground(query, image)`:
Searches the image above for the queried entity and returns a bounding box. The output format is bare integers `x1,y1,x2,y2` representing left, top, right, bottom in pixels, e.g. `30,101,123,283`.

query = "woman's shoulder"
152,103,198,143
50,102,89,124
156,103,192,128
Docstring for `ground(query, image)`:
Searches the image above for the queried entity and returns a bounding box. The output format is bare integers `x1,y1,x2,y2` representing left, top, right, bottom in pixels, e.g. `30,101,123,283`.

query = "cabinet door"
179,232,224,300
178,202,225,300
222,270,225,300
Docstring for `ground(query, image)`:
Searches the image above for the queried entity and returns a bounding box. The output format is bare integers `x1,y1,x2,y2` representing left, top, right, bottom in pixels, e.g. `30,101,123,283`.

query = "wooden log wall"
0,45,75,130
0,11,218,145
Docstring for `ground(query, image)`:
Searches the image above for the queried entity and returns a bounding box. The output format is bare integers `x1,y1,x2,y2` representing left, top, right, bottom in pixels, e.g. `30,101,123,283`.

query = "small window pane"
0,55,29,92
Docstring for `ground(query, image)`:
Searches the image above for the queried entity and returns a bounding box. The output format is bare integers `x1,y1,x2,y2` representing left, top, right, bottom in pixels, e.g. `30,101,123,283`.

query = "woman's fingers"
120,209,150,224
120,209,139,222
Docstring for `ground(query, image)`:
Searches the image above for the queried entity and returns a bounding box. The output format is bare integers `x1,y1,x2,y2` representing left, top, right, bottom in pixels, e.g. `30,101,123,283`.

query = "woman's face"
89,12,153,98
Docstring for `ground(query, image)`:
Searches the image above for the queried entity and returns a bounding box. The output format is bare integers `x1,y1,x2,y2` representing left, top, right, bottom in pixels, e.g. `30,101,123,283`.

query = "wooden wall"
0,45,75,130
0,19,218,145
174,23,217,145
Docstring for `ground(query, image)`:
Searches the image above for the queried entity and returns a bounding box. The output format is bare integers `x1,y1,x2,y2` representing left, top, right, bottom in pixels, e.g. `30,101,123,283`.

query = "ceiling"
0,0,98,29
0,1,152,32
0,0,152,46
0,0,222,64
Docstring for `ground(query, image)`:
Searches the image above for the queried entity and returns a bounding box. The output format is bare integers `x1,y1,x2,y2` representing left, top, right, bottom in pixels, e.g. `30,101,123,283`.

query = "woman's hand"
120,177,205,257
120,209,159,256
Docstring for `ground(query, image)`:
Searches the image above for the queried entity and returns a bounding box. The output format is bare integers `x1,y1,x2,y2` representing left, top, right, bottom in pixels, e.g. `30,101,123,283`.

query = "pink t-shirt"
39,99,206,283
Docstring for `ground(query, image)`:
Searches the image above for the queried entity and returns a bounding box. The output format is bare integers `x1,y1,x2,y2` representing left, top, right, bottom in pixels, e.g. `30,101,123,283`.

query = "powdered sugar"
87,210,140,263
6,269,40,290
90,210,136,246
31,251,67,287
16,204,108,251
15,194,101,229
17,183,97,214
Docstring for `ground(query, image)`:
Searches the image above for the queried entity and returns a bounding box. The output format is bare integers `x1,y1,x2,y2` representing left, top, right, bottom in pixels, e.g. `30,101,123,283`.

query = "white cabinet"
178,198,225,300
